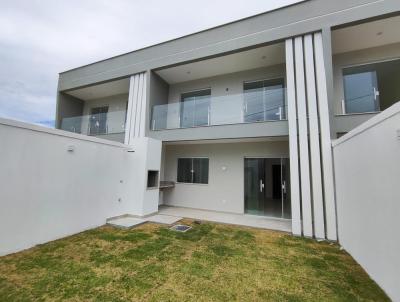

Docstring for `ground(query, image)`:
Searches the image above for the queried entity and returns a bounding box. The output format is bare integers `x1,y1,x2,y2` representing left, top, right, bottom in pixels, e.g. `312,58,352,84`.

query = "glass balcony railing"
60,110,127,141
151,89,287,130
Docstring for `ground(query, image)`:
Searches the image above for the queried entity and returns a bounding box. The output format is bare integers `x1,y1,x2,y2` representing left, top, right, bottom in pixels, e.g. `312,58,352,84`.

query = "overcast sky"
0,0,300,127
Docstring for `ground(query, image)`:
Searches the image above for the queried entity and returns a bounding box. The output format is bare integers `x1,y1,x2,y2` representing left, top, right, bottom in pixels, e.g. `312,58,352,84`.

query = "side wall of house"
163,141,289,213
0,118,138,256
333,103,400,301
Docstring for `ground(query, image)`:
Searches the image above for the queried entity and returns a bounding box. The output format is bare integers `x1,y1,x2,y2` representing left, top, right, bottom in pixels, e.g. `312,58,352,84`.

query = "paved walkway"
158,206,292,233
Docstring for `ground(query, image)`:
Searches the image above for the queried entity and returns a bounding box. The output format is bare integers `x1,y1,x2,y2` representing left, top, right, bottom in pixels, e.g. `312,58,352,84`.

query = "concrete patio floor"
158,205,292,233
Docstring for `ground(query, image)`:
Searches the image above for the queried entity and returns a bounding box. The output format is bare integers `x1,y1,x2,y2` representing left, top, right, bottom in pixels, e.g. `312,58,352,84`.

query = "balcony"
61,110,127,143
151,87,287,131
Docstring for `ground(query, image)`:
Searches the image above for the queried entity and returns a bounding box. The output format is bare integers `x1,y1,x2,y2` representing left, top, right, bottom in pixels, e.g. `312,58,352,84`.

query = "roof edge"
59,0,306,74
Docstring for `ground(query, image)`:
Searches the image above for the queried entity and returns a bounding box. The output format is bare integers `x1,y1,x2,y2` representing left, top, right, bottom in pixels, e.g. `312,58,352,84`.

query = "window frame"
176,157,209,185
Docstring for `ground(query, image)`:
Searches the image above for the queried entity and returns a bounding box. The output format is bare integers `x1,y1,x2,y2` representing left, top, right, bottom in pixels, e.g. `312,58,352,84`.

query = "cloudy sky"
0,0,300,127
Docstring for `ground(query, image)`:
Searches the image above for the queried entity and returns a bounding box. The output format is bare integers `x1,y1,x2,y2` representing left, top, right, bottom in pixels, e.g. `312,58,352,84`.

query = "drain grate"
170,224,192,232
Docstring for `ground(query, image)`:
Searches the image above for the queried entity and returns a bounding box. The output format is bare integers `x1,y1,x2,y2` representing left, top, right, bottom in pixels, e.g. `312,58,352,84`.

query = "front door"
244,158,291,218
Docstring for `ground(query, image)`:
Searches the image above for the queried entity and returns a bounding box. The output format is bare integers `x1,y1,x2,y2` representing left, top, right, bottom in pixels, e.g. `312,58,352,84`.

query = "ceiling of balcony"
65,78,130,101
155,42,285,84
332,15,400,54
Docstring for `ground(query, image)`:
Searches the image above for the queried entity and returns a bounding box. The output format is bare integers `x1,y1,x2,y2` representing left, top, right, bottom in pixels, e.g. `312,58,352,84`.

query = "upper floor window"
243,78,285,122
180,89,211,128
177,157,209,184
342,59,400,114
89,106,108,135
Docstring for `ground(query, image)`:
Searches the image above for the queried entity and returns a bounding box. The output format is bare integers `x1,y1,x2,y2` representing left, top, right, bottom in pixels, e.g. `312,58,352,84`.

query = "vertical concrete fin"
294,36,313,237
285,38,302,236
125,72,148,144
304,34,326,239
314,32,337,241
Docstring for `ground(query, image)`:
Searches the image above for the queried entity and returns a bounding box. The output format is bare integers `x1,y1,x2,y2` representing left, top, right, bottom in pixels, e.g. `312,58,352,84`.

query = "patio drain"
170,224,192,232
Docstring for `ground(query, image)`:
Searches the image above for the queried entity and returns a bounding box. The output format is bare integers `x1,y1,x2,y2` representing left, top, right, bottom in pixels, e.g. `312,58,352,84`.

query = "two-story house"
55,0,400,241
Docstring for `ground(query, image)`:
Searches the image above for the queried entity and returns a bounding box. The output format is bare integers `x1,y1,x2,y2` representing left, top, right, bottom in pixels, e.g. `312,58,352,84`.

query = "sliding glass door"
244,158,291,218
343,69,379,113
243,78,285,122
180,89,211,128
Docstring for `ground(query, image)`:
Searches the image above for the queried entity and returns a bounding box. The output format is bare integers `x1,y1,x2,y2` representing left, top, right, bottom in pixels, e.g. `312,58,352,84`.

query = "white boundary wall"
333,102,400,301
0,118,139,256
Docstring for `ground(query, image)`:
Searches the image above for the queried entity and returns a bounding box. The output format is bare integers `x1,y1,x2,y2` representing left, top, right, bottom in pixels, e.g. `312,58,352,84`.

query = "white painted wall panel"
0,118,139,256
333,103,400,302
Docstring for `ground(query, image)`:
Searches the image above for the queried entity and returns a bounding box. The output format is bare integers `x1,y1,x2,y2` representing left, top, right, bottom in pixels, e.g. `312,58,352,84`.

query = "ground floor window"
343,59,400,114
177,158,209,184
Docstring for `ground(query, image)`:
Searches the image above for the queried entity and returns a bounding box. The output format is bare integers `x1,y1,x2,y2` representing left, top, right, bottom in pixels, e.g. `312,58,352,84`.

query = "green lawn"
0,220,388,301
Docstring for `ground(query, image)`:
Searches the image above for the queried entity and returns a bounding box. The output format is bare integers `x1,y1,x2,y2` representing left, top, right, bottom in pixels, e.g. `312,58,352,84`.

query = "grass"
0,220,389,301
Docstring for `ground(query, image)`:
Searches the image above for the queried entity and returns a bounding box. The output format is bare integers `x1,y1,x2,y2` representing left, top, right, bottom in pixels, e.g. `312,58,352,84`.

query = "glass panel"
264,158,283,218
244,82,265,122
151,87,287,130
177,158,192,183
244,158,291,218
194,95,210,126
264,83,286,120
90,107,108,135
244,158,264,215
282,158,291,219
180,96,195,128
60,110,127,143
343,70,379,113
180,89,211,128
152,105,167,130
192,158,209,184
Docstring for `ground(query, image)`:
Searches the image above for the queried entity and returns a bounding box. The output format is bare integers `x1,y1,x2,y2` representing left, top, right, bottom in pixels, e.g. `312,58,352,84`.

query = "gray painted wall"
163,141,289,213
56,92,84,129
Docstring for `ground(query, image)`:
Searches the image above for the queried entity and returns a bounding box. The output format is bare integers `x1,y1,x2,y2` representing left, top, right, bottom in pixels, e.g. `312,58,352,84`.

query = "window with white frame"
177,158,209,184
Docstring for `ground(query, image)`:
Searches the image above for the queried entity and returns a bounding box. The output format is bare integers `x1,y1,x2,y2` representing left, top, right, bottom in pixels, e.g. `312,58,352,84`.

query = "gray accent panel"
334,113,378,133
58,0,399,90
148,121,288,142
55,92,84,129
147,71,169,136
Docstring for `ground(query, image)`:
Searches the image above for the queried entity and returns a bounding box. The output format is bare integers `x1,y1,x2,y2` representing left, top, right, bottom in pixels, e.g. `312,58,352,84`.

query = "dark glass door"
244,158,291,218
244,158,265,215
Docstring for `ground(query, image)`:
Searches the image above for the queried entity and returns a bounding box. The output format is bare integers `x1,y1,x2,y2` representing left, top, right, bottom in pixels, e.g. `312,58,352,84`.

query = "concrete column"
286,32,337,240
124,71,163,216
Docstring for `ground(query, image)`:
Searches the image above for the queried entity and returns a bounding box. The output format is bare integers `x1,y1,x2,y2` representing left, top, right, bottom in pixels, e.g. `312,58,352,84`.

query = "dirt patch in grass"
0,220,389,301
